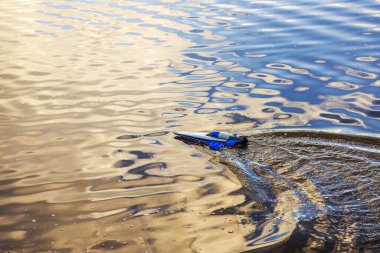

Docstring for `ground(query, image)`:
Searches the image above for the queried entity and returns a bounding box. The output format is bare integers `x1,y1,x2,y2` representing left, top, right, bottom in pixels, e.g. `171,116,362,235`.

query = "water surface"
0,0,379,252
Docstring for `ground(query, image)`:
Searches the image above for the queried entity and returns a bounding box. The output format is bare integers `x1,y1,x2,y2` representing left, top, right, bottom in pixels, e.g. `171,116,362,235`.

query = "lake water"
0,0,379,252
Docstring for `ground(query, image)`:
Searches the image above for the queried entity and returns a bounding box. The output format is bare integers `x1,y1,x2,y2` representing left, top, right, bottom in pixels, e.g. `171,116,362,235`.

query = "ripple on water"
219,130,380,252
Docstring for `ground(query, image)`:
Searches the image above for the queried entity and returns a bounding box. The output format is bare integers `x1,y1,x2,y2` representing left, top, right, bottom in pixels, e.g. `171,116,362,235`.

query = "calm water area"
0,0,380,252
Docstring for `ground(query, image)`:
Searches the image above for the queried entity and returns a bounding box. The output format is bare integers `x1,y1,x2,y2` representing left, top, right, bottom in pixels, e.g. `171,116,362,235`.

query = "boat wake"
205,130,380,252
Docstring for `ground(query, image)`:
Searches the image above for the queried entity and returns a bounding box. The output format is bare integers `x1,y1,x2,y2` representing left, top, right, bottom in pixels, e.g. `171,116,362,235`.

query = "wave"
207,129,380,252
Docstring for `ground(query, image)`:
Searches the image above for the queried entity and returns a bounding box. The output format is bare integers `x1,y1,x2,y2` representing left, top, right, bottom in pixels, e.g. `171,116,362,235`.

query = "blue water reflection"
156,0,380,131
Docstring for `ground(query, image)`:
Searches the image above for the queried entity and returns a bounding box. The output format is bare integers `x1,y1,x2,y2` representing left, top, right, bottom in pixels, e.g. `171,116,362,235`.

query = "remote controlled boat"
174,131,247,150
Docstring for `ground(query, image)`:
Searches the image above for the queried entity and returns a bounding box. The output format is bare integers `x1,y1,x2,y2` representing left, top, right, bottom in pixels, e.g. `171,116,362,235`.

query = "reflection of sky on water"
158,0,380,131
